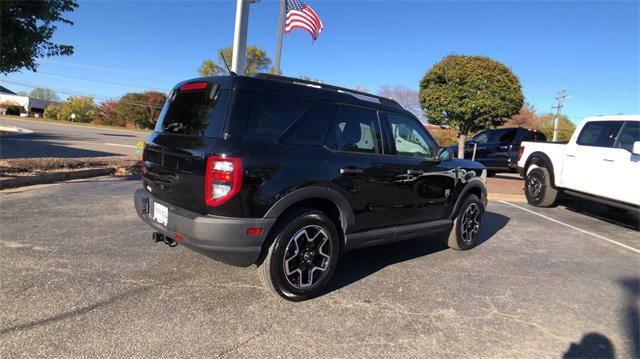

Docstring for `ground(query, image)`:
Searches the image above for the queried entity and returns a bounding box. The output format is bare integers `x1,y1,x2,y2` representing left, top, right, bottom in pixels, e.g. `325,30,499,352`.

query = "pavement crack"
214,323,274,358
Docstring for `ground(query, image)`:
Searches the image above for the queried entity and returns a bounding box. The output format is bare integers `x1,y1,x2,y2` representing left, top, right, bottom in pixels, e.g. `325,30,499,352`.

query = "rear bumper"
134,188,275,267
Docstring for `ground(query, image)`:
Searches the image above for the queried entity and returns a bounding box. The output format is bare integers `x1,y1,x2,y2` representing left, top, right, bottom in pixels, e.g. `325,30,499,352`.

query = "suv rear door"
143,81,230,214
325,104,414,232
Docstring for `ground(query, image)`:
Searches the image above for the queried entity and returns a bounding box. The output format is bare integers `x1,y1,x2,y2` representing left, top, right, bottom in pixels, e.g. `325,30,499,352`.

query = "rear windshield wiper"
164,122,184,132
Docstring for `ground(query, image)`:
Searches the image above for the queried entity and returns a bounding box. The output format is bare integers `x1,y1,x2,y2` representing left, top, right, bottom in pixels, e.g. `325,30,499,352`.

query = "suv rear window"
246,93,312,143
154,88,229,138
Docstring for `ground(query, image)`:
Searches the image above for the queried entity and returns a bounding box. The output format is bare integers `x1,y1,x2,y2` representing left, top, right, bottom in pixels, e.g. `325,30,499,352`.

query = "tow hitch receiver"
152,232,177,247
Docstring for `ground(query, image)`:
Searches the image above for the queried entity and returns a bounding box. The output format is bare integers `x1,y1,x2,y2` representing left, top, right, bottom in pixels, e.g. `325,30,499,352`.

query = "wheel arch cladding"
263,186,354,235
525,152,555,185
449,180,486,219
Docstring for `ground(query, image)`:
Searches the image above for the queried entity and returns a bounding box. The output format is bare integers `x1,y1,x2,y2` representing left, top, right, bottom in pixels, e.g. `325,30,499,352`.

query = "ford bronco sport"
134,74,488,301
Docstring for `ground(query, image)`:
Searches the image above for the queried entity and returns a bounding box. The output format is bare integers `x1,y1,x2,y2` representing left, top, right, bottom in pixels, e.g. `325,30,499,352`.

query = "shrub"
58,96,96,123
44,103,61,119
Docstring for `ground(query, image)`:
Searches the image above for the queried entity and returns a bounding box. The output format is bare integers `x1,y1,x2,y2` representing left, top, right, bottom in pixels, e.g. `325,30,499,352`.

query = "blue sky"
2,0,638,123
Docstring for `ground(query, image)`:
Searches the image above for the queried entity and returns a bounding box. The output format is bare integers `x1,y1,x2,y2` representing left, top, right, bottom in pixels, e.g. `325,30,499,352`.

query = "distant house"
0,85,59,117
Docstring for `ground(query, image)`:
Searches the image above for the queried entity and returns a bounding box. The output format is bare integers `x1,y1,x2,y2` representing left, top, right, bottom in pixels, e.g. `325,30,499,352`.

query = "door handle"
603,159,614,162
340,167,364,175
566,154,576,158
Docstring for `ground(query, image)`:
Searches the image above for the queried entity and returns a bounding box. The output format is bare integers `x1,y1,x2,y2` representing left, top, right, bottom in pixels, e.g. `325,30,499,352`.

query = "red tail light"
205,156,243,207
517,146,525,161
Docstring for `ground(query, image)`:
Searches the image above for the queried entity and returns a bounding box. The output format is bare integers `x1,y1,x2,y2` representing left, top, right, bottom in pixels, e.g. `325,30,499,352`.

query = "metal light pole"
231,0,250,75
274,0,286,75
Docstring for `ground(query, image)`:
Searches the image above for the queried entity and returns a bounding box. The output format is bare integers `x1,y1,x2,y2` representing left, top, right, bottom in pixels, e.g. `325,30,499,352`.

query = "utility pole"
551,89,569,142
231,0,250,75
274,0,286,75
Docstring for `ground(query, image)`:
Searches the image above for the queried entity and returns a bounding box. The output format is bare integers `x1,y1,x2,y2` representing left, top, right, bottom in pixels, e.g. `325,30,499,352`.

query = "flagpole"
231,0,250,75
274,0,286,75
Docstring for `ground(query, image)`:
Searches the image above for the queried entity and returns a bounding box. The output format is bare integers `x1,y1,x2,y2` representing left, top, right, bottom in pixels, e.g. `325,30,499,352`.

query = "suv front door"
382,112,456,223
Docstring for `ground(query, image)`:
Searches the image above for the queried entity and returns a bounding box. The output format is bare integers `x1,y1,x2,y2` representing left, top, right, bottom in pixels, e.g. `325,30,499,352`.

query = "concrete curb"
0,167,115,190
488,193,527,203
0,125,34,135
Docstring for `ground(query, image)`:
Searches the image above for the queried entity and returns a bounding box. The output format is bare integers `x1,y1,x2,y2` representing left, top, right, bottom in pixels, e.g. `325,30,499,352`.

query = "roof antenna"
220,51,236,76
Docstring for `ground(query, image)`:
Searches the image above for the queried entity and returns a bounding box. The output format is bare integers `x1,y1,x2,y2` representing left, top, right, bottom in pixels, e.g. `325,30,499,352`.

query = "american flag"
285,0,324,41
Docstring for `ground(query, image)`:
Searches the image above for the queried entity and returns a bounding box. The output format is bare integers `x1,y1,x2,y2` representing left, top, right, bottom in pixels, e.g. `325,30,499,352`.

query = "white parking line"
499,200,640,255
103,142,137,148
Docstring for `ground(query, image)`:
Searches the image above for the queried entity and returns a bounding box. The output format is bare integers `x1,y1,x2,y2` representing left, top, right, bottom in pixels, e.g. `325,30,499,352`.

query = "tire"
525,167,557,207
257,207,340,301
448,194,484,250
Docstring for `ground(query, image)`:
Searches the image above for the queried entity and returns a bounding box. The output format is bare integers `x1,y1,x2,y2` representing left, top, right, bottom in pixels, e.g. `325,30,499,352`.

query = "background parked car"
450,127,546,176
518,115,640,211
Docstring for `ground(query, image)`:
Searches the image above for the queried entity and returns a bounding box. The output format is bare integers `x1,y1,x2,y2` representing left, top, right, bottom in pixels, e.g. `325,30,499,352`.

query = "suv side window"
576,121,623,148
246,92,312,143
328,105,382,154
280,102,333,146
386,112,436,158
613,121,640,152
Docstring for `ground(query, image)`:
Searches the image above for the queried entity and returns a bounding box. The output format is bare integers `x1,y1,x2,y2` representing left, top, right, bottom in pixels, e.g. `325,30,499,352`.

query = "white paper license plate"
153,202,168,226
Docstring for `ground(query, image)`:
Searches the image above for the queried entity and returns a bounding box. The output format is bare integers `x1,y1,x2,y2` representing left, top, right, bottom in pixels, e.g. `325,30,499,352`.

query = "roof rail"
251,73,404,110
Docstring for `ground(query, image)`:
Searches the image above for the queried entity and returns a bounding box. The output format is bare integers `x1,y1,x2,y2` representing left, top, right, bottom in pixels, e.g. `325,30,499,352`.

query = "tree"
94,100,123,126
117,91,167,129
58,97,96,123
29,88,60,102
198,45,272,76
0,0,78,73
501,102,539,129
378,86,425,123
419,55,524,158
16,91,29,96
43,103,61,119
538,114,576,142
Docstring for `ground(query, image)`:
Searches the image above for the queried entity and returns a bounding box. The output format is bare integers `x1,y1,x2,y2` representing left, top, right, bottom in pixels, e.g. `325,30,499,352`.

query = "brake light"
140,161,145,181
179,82,208,91
205,156,243,206
517,146,525,161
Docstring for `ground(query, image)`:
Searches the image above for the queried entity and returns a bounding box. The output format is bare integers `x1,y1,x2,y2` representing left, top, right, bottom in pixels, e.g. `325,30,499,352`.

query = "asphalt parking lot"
1,177,638,358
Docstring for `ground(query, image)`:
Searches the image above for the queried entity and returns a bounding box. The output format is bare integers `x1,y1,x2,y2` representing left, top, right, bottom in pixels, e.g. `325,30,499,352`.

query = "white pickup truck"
517,115,639,211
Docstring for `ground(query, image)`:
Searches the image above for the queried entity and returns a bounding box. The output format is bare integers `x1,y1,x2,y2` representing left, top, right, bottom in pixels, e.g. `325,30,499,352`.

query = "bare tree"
378,86,425,123
501,102,539,129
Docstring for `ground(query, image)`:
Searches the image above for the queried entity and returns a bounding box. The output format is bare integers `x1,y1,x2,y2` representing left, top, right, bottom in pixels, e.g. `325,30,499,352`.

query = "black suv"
450,127,546,175
134,74,487,300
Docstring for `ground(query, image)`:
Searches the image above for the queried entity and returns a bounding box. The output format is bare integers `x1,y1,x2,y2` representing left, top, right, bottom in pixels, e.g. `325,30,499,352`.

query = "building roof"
0,85,16,95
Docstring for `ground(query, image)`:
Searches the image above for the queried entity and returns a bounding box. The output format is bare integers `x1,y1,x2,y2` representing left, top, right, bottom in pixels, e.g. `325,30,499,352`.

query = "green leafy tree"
538,114,576,142
117,91,167,129
29,88,60,102
198,45,272,76
43,103,61,119
419,55,524,158
58,97,96,123
0,0,78,73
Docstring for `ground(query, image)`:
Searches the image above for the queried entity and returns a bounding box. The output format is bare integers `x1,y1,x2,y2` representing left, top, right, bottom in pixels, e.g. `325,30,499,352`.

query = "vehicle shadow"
558,195,640,231
619,277,639,358
326,211,510,294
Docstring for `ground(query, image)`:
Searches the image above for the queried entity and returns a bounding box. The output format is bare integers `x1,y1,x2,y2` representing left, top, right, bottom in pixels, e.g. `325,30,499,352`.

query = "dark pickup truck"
450,127,546,175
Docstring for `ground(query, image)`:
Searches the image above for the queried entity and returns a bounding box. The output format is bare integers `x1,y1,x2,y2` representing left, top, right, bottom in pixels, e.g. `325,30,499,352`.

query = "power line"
0,79,164,109
37,71,161,90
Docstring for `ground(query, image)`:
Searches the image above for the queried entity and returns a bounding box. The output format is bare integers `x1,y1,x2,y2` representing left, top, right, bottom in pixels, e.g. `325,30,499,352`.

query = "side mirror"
438,147,454,161
632,141,640,155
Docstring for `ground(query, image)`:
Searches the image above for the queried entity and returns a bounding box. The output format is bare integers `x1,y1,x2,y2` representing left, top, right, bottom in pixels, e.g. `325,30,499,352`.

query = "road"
1,177,638,358
0,117,148,159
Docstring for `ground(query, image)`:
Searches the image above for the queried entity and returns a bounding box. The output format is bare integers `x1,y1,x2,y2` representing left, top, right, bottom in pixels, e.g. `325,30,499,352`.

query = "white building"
0,86,58,117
